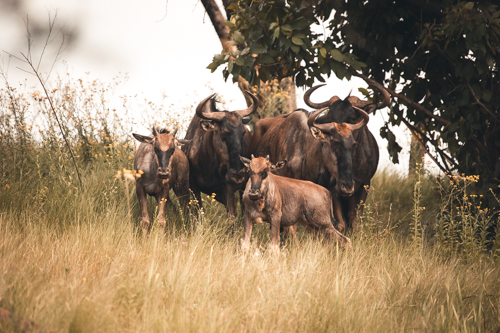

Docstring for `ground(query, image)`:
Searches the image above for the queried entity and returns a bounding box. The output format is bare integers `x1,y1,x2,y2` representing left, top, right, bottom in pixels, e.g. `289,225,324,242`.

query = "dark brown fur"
240,156,350,250
133,128,190,235
250,87,389,232
182,92,257,223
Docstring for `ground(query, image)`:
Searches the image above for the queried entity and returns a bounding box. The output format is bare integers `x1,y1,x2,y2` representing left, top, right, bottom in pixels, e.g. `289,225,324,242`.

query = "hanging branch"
349,67,463,178
4,13,82,187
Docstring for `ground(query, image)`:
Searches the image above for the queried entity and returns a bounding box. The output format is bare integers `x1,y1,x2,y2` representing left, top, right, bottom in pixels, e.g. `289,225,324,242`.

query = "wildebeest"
250,83,390,232
133,127,190,235
240,155,351,251
182,91,258,223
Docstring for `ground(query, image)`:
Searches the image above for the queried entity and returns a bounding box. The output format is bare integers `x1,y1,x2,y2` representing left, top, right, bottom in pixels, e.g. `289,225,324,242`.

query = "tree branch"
200,0,235,52
399,116,455,176
466,82,499,123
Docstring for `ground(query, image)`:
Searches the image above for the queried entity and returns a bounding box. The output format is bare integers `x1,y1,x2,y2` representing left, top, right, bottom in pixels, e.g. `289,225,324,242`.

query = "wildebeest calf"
133,127,190,236
240,155,350,251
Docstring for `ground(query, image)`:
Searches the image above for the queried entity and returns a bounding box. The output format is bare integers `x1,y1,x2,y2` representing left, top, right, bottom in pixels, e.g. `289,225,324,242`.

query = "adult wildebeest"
182,91,258,223
240,155,351,251
133,127,190,235
250,83,390,232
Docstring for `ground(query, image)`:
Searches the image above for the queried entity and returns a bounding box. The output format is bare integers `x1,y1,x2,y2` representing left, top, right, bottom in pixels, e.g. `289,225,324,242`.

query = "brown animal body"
250,84,390,232
240,155,350,251
182,92,258,223
133,127,190,235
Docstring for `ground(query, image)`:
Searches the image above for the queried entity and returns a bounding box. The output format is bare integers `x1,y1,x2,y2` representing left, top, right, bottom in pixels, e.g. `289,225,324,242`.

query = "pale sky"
1,0,413,173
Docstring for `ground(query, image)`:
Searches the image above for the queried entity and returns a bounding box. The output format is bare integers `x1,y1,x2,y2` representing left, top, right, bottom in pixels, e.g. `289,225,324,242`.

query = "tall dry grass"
2,208,500,332
1,75,500,332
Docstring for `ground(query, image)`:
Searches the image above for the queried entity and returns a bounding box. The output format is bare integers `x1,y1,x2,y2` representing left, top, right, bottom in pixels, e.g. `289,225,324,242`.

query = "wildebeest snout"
338,180,355,196
248,189,262,201
158,167,170,179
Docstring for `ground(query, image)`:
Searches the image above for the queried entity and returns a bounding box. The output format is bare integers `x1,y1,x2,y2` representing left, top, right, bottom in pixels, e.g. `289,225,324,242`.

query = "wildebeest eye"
261,170,268,179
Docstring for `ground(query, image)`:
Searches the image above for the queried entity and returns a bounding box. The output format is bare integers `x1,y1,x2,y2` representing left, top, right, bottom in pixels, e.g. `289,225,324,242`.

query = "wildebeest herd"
132,84,390,249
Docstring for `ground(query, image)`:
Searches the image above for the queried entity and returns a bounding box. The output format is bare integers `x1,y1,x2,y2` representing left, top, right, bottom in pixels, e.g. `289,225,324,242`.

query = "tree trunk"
201,0,297,117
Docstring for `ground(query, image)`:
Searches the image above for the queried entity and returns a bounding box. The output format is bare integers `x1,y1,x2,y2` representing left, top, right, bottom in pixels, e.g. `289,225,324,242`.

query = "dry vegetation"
1,76,500,332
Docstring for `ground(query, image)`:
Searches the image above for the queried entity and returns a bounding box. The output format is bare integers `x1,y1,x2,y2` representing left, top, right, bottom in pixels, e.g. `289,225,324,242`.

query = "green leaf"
281,24,292,33
291,44,300,53
330,49,344,62
482,89,492,103
259,54,274,64
235,57,245,66
320,47,327,58
464,2,474,10
358,88,369,97
274,27,280,38
250,46,267,54
292,36,304,45
228,59,234,73
233,31,245,44
318,54,325,66
207,61,220,72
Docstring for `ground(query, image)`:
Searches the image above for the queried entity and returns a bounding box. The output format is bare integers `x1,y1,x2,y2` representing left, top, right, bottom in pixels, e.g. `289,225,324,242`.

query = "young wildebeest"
240,155,351,251
133,127,190,236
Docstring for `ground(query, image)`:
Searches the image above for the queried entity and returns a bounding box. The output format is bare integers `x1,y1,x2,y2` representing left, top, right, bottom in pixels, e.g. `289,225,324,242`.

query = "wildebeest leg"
136,184,150,237
174,188,190,220
311,215,351,247
269,214,282,253
155,189,169,233
282,225,299,247
225,184,237,224
325,225,351,247
332,193,346,233
241,211,253,252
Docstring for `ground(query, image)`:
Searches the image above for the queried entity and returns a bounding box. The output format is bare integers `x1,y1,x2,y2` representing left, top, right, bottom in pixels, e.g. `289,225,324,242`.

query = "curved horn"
152,126,159,136
348,107,370,131
235,91,258,118
307,107,334,132
171,128,178,137
195,93,225,122
304,85,341,109
364,77,391,110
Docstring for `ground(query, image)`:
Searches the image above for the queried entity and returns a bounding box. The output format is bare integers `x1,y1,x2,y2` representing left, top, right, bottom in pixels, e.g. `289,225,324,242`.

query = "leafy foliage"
208,0,500,205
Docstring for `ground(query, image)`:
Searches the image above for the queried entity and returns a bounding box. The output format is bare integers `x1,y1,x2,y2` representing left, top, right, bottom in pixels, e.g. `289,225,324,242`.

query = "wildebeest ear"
239,155,251,168
242,116,252,125
132,133,154,144
200,120,217,132
271,160,287,171
176,139,191,146
309,127,327,142
363,103,377,114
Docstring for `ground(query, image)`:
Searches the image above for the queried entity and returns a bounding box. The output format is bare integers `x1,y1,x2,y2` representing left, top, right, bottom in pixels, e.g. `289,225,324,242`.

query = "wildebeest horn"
235,91,258,118
152,127,159,136
171,128,178,137
352,77,390,112
196,93,225,122
304,85,340,109
367,77,390,110
307,107,334,132
348,107,369,130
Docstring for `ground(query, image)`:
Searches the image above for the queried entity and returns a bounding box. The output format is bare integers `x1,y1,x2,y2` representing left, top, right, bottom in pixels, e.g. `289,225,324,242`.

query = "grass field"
1,77,500,332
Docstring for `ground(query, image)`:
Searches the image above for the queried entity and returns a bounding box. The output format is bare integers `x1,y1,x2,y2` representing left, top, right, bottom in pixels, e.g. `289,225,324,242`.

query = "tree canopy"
208,0,500,203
